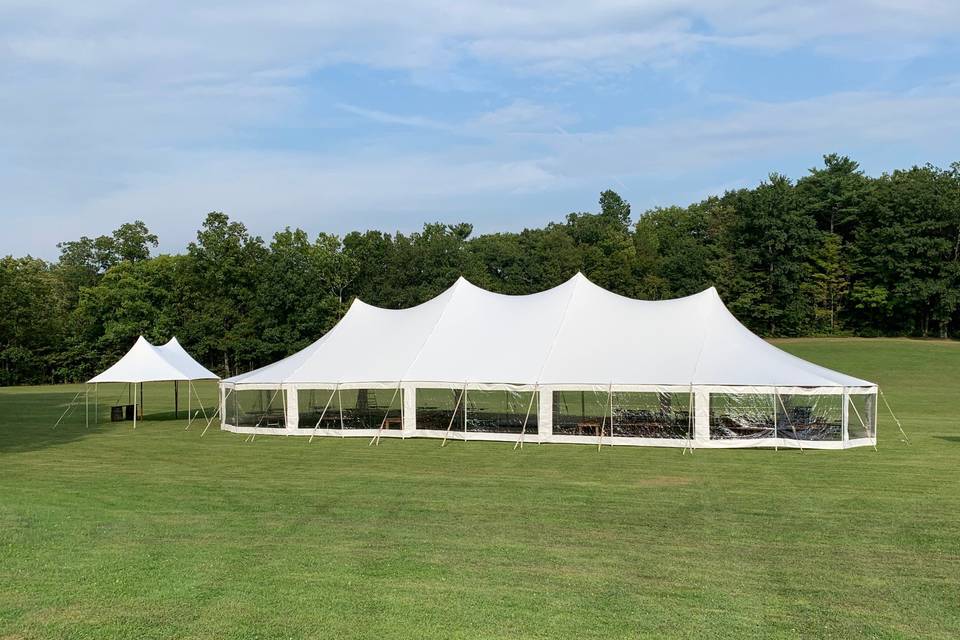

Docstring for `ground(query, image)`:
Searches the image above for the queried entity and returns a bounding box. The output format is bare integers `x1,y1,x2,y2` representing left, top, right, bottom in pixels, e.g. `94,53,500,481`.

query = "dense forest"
2,155,959,385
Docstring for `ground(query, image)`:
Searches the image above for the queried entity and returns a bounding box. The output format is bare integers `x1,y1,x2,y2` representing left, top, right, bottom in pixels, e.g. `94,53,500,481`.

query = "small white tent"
220,273,878,449
75,336,219,429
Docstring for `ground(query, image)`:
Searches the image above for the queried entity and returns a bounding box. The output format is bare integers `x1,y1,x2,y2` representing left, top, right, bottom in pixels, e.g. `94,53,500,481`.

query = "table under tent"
55,336,219,430
219,273,890,450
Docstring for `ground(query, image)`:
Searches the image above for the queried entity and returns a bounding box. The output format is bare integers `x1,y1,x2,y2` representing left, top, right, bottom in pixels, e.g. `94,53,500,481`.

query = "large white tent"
220,273,877,449
72,336,219,429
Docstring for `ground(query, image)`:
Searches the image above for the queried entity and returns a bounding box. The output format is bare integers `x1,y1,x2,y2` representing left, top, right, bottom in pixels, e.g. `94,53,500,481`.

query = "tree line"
2,155,959,386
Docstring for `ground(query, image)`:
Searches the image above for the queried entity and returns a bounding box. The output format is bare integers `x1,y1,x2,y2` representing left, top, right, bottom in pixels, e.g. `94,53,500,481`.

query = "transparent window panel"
465,390,538,434
339,388,403,430
709,393,775,440
848,393,876,439
552,390,609,436
296,388,338,429
226,389,239,426
612,391,691,438
415,388,464,431
776,393,842,441
235,389,286,428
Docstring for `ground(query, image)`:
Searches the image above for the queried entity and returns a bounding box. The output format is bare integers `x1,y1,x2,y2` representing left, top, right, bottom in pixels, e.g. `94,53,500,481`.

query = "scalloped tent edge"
219,273,879,450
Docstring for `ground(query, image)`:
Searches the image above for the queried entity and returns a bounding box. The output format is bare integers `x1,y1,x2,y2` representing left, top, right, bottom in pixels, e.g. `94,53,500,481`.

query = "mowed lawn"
1,339,959,639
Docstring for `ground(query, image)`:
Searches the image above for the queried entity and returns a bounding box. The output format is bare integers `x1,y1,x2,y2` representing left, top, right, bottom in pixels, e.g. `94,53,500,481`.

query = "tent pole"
338,387,344,436
462,382,468,441
186,380,192,429
683,384,695,455
174,381,179,420
281,388,288,435
193,381,209,422
772,391,778,452
133,382,137,430
370,382,401,446
879,388,908,445
250,386,284,442
200,406,220,437
85,384,89,429
95,383,99,425
309,386,337,443
442,385,466,447
848,393,877,452
514,386,538,451
53,390,83,429
400,385,406,440
202,386,231,437
775,388,803,453
598,383,611,452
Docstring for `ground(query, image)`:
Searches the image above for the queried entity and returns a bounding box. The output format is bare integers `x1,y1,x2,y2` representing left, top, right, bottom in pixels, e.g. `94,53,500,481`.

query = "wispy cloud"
1,1,960,256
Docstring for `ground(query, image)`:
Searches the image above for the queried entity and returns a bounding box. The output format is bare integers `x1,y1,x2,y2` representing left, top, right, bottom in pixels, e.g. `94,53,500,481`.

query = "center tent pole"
133,382,137,430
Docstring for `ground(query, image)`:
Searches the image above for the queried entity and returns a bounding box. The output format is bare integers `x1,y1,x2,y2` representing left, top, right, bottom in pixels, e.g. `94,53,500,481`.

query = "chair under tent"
53,336,220,431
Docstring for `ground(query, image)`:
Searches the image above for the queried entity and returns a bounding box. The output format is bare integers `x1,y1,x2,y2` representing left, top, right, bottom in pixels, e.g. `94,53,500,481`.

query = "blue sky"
2,1,960,258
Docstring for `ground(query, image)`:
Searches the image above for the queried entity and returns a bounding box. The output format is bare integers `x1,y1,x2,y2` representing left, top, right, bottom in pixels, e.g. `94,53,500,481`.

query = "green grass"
1,338,959,639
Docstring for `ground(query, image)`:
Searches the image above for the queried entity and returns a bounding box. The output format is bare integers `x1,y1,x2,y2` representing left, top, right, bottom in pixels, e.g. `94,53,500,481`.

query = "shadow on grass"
0,388,210,454
935,436,960,443
0,388,114,454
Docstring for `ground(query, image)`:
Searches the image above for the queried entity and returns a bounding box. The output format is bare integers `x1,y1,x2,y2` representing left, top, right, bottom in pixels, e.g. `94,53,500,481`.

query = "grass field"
1,338,959,639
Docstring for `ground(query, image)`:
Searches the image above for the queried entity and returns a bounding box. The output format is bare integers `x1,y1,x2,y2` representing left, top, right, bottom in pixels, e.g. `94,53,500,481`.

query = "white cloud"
1,1,960,256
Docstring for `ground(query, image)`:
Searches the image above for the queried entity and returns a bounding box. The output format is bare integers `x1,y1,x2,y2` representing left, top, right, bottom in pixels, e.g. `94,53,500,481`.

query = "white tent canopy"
90,336,218,384
221,273,877,449
72,336,219,430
